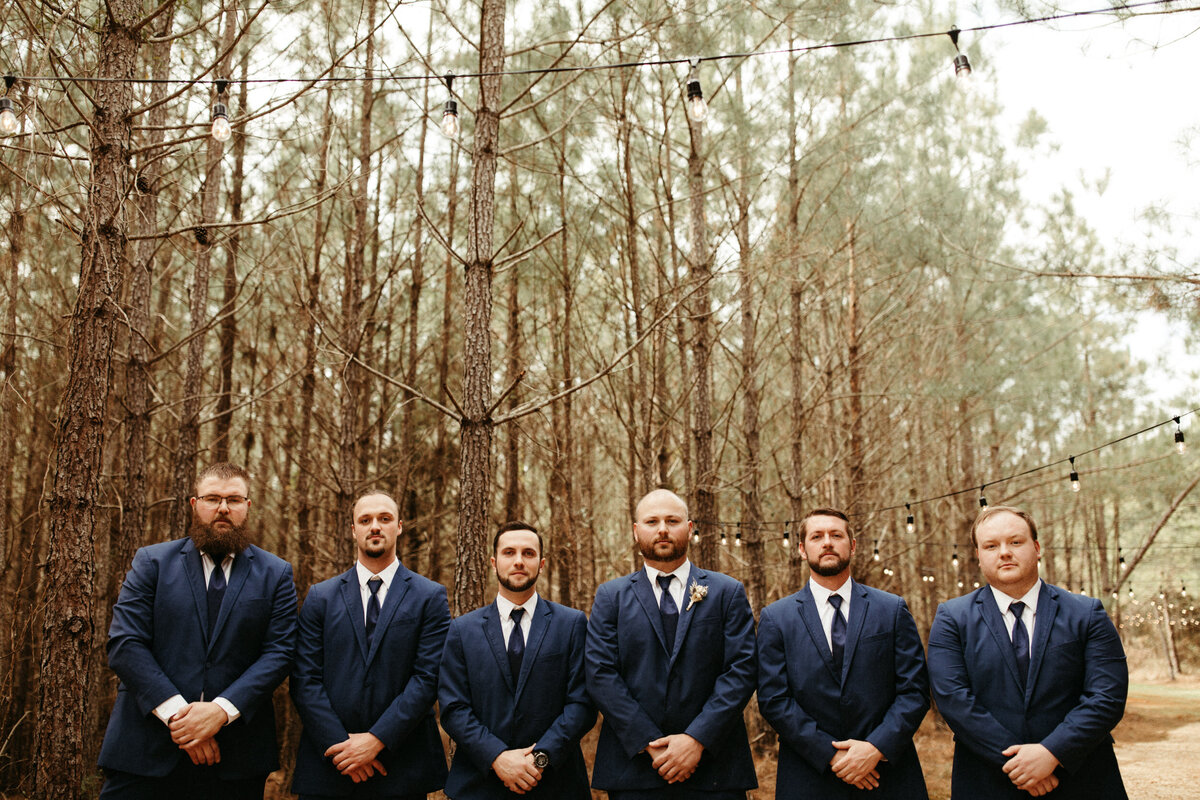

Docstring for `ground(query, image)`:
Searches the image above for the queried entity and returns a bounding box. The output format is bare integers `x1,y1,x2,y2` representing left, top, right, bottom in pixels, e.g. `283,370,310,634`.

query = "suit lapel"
181,540,209,641
670,569,704,665
366,564,411,666
977,588,1024,689
339,570,371,663
515,598,552,700
483,602,516,694
797,585,839,679
632,571,671,655
839,580,869,682
207,547,253,654
1025,582,1058,703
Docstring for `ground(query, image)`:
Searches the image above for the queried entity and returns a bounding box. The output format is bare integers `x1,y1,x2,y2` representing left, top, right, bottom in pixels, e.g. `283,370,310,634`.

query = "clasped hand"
647,733,703,784
1002,743,1060,797
326,732,387,783
492,745,542,794
169,702,228,766
830,739,882,790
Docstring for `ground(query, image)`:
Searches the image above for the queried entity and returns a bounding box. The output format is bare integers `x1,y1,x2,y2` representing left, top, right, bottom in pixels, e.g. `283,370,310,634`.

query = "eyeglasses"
196,494,248,509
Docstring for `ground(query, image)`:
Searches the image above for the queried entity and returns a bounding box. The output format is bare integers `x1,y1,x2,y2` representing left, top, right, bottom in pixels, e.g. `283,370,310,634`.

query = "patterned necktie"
658,574,678,653
829,594,847,671
207,555,227,635
365,576,383,646
1010,601,1030,685
508,608,525,682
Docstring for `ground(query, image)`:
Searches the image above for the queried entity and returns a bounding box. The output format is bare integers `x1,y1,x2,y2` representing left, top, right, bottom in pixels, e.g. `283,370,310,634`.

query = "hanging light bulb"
905,503,915,534
691,532,700,544
1,75,18,136
951,544,959,568
873,547,880,562
978,485,988,508
211,78,231,142
782,526,791,551
719,529,727,547
1069,456,1081,493
441,72,460,140
1175,417,1186,455
685,57,709,123
734,530,742,547
948,26,972,78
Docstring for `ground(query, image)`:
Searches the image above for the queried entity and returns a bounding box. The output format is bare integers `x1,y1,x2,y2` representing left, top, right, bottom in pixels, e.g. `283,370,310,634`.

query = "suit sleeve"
682,581,757,751
216,560,298,722
755,607,838,771
1039,599,1128,772
290,586,351,749
863,597,930,760
532,612,597,764
368,583,451,749
106,547,184,716
927,601,1022,768
585,582,664,758
438,619,510,773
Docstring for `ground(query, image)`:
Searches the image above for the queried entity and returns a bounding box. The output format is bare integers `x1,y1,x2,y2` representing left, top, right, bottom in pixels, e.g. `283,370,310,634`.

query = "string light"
685,58,708,123
905,503,915,534
734,524,742,547
978,485,988,508
782,524,790,551
951,544,959,568
1175,417,1186,455
691,531,699,544
873,546,880,562
211,78,231,142
719,528,727,547
1069,456,1080,493
0,75,17,136
441,72,459,140
948,26,972,77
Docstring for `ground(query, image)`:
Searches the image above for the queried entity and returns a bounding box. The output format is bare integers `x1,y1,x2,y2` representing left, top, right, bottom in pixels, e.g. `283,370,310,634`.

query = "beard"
807,551,851,577
190,512,251,559
498,566,540,593
638,535,687,564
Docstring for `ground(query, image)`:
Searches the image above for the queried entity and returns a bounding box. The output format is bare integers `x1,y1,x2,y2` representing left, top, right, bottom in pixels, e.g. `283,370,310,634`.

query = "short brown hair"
353,490,400,516
970,505,1039,548
798,507,851,544
194,462,251,496
493,521,543,557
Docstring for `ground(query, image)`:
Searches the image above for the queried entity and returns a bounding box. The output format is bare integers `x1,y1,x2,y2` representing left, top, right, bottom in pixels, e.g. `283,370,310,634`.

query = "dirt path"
1113,679,1200,800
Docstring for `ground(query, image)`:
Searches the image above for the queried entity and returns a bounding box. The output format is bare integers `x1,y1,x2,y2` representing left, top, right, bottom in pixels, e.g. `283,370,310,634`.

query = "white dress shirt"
357,558,401,625
807,577,853,652
991,579,1041,644
496,592,538,648
645,560,690,612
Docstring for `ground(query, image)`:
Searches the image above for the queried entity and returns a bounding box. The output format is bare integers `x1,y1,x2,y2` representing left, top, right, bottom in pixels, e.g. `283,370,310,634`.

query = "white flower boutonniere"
686,580,708,611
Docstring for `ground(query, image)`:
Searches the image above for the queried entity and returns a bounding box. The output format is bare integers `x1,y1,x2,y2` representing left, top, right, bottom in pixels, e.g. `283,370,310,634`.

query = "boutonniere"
686,580,707,611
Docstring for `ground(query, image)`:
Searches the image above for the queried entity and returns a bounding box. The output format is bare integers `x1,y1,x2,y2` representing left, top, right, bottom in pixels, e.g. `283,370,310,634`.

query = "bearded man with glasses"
98,462,298,800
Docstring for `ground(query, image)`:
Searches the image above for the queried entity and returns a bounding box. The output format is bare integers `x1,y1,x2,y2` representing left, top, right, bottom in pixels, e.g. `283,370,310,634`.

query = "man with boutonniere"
586,489,757,800
757,507,930,799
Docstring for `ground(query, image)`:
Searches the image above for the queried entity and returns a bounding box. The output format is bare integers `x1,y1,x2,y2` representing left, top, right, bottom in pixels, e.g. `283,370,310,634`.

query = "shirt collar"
990,579,1042,615
496,592,539,620
808,576,852,606
356,558,400,590
644,560,691,588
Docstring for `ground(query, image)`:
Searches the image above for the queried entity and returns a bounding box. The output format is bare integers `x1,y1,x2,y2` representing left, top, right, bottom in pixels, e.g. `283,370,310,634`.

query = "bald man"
585,489,757,800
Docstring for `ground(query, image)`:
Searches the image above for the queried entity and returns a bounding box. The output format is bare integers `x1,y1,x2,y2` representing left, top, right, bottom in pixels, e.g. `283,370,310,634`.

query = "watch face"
533,751,550,769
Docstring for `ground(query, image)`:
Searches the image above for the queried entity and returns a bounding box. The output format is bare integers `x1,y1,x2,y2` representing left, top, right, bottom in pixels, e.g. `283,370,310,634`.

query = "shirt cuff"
213,696,240,724
154,694,188,725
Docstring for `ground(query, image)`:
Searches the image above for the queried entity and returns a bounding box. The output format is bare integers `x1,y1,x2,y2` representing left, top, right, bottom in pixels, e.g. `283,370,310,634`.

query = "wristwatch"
532,750,550,769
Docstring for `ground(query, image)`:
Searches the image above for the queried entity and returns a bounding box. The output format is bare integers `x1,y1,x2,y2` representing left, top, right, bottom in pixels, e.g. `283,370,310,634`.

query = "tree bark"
34,1,140,795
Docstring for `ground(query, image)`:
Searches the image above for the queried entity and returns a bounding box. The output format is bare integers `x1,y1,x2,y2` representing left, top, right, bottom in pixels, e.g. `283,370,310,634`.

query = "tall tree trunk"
735,169,764,613
454,0,506,616
845,222,864,518
549,133,576,608
785,46,807,585
34,1,140,795
686,117,717,569
502,161,521,522
169,3,237,537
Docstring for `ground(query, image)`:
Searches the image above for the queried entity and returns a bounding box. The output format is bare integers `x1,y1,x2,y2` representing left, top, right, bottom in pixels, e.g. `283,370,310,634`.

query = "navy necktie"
365,576,383,645
508,608,525,682
207,556,227,634
829,594,847,671
658,575,678,653
1010,601,1030,685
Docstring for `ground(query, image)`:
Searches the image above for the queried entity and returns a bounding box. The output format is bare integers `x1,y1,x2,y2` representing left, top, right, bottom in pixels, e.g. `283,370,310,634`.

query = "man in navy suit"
757,507,929,798
586,488,757,800
439,521,595,798
928,506,1128,798
98,462,298,800
291,491,451,799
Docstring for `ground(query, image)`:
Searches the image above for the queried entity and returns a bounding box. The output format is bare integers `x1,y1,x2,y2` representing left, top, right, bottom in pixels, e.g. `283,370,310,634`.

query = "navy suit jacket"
98,538,298,779
438,596,595,799
928,582,1128,799
290,561,451,796
757,580,929,799
585,565,757,792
